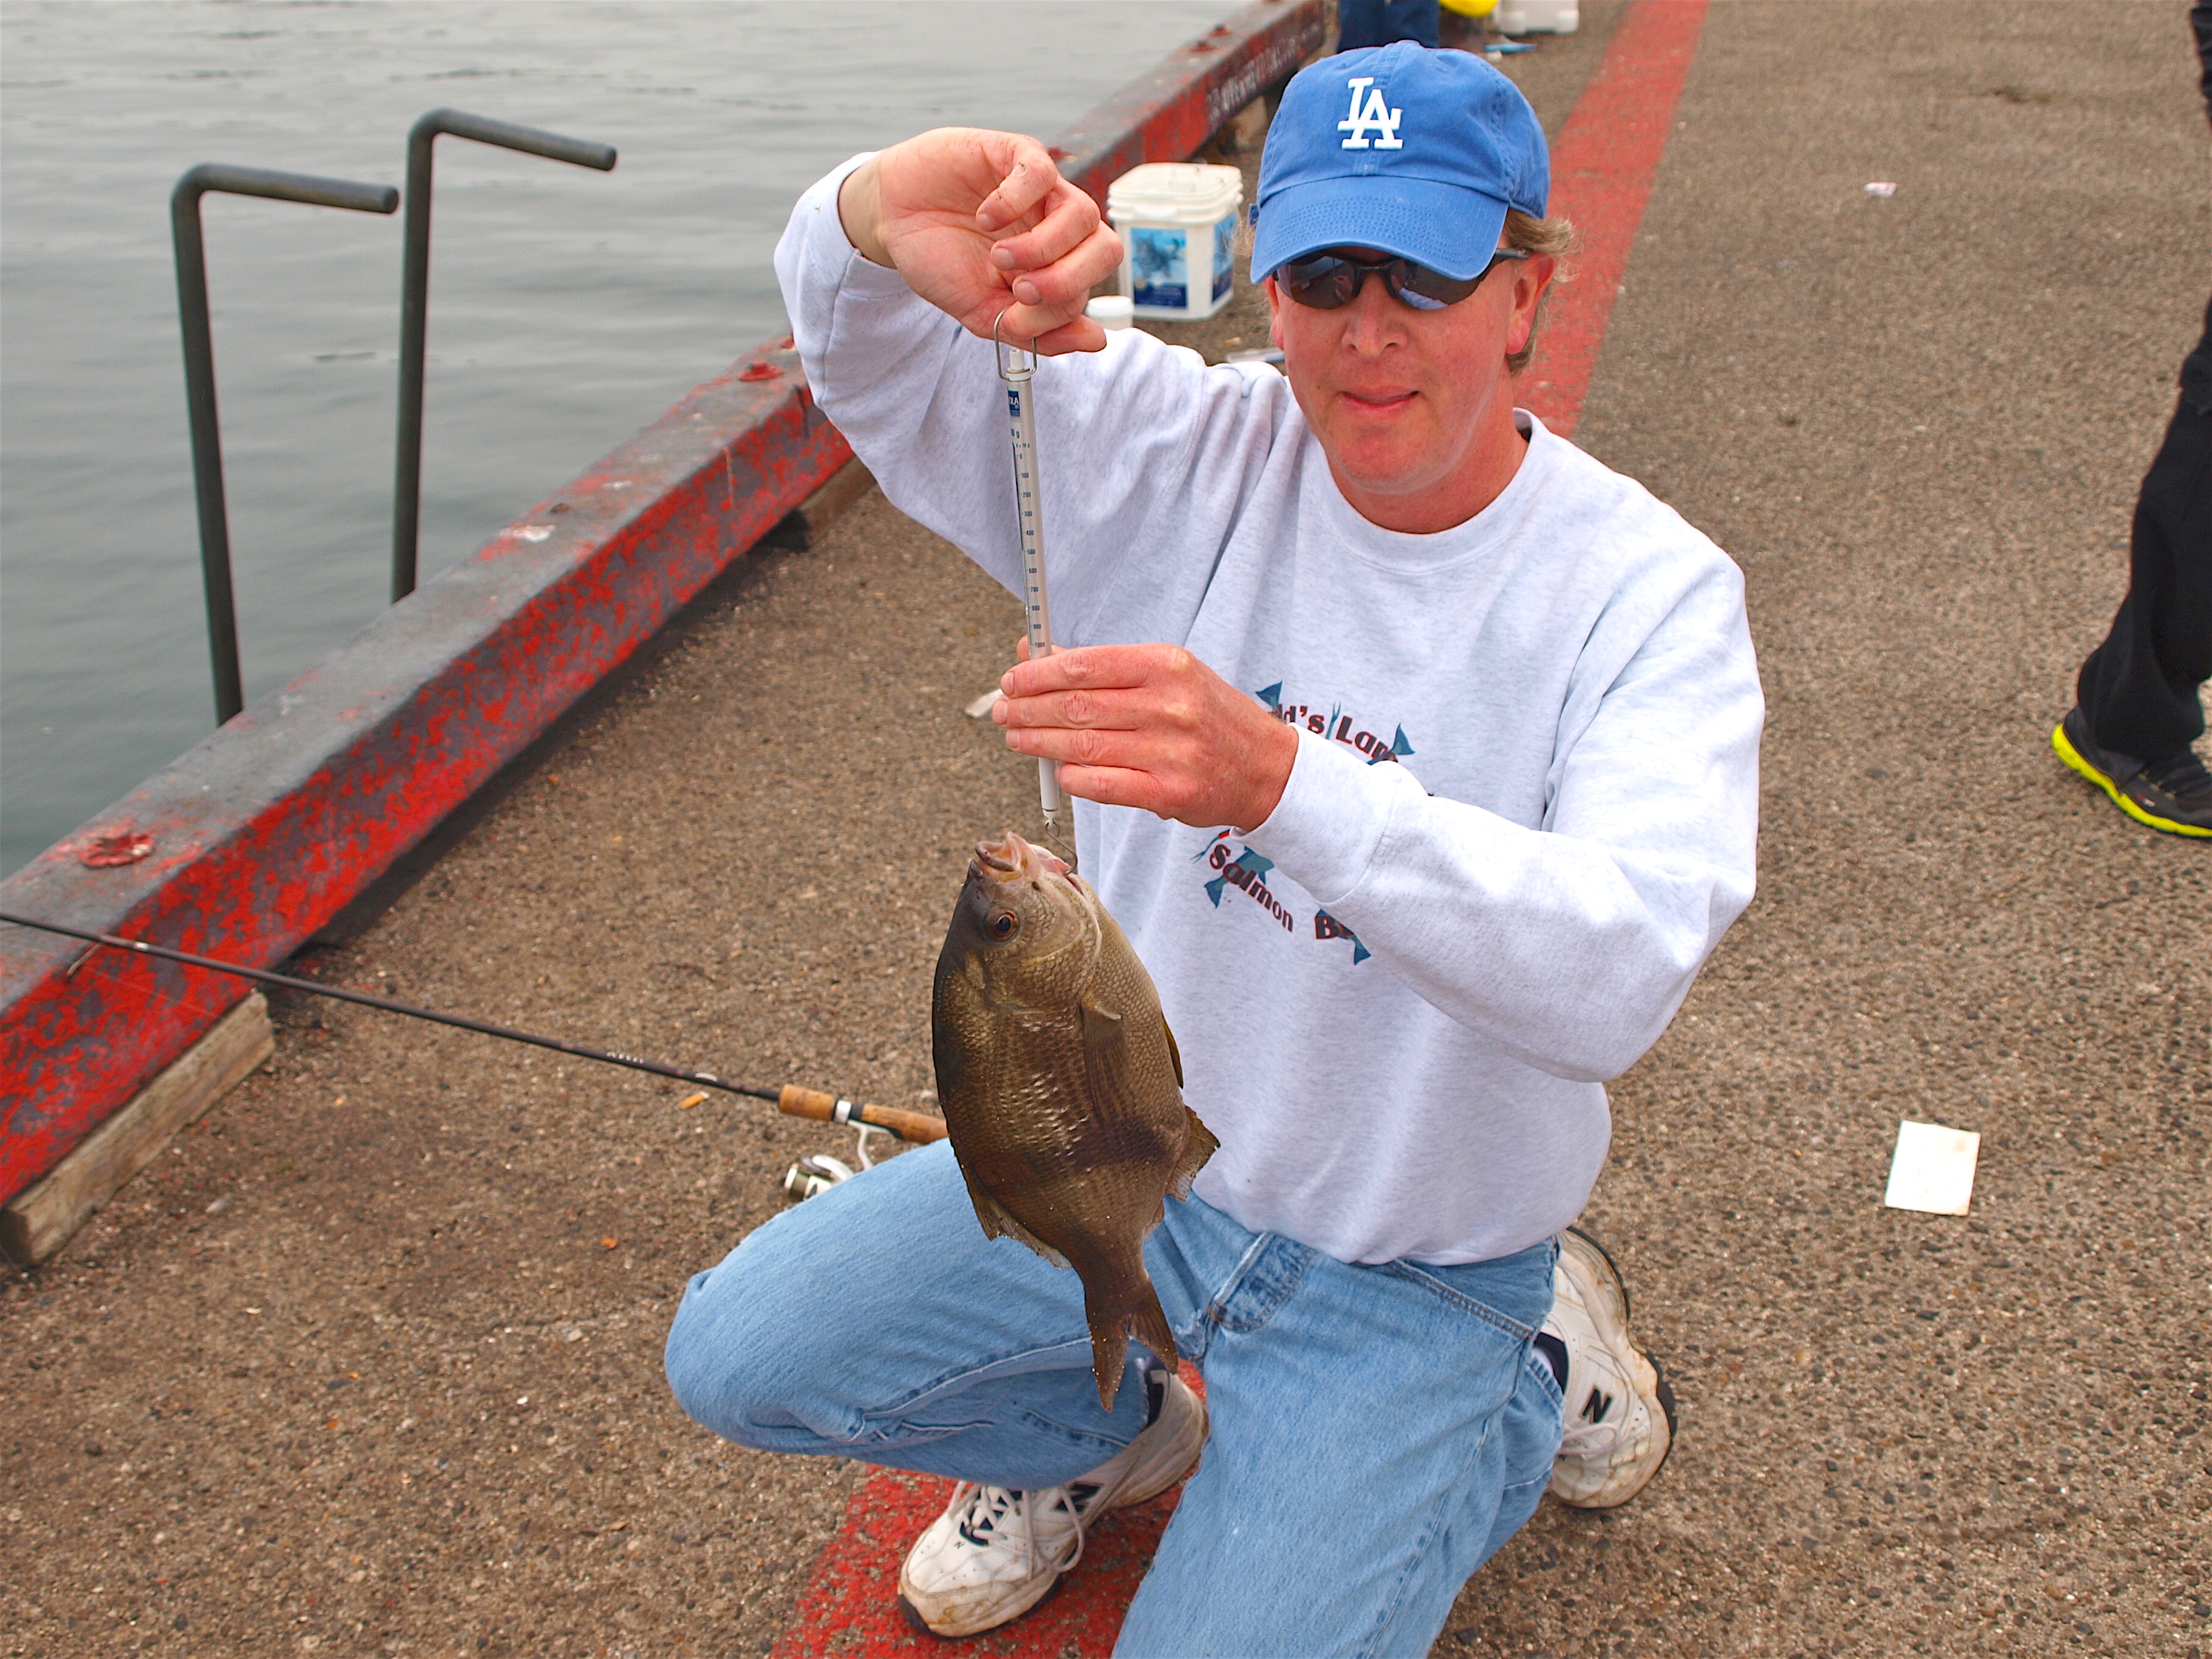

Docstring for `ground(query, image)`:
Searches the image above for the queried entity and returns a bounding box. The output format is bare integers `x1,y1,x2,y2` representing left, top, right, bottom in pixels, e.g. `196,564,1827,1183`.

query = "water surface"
0,0,1232,874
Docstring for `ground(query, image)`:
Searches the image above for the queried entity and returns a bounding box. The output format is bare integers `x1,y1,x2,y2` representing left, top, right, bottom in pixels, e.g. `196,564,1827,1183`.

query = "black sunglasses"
1275,247,1532,312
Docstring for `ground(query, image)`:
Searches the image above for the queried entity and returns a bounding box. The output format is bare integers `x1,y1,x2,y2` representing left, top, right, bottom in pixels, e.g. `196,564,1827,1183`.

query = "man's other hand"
837,129,1124,356
994,643,1300,833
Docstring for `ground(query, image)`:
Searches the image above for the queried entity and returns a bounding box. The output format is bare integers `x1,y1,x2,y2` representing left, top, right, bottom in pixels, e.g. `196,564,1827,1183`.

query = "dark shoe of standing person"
2053,707,2212,838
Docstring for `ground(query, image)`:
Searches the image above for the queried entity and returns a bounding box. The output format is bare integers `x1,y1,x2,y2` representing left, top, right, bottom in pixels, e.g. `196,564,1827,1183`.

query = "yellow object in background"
1441,0,1499,17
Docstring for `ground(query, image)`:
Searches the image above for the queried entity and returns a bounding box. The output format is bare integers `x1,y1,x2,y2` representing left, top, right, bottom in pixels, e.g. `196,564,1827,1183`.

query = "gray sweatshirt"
777,158,1764,1265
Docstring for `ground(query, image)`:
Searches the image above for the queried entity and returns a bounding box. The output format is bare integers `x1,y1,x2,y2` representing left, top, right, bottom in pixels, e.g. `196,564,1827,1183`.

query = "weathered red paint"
80,833,155,869
774,1363,1208,1659
0,344,848,1204
769,1473,1182,1658
1052,0,1327,206
1520,0,1711,437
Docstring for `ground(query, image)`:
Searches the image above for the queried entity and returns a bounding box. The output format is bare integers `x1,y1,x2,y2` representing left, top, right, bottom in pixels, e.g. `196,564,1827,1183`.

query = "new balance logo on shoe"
1548,1229,1677,1510
1338,78,1405,150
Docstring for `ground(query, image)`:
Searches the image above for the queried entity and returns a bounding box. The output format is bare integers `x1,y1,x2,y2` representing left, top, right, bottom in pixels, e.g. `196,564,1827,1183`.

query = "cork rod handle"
776,1084,948,1144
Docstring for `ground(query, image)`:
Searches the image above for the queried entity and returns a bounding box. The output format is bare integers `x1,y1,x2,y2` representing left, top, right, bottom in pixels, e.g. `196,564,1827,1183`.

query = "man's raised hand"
837,129,1125,355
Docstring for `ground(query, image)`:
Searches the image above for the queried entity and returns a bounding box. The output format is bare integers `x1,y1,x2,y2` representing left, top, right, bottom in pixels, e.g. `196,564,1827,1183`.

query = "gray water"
0,0,1232,876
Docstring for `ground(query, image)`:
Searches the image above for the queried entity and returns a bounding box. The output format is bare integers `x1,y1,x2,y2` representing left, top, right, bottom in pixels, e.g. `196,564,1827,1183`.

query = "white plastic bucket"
1106,163,1244,321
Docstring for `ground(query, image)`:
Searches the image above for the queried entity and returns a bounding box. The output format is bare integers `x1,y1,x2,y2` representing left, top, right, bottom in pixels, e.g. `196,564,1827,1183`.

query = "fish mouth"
973,831,1073,886
967,830,1100,980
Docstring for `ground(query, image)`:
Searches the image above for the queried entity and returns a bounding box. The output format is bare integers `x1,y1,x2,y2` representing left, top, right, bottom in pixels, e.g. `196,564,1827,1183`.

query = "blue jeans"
664,1141,1564,1658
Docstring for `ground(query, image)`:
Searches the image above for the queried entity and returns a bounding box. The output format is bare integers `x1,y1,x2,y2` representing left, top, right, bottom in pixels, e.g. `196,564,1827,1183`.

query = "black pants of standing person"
1338,0,1441,52
2076,298,2212,767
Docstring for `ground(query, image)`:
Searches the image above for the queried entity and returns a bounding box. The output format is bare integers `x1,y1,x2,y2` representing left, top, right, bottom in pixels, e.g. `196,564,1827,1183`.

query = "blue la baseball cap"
1250,43,1550,283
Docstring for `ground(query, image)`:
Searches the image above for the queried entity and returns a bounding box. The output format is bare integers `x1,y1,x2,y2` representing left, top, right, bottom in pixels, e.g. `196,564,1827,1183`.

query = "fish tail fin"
1085,1304,1132,1416
1085,1269,1179,1414
1164,1107,1221,1202
1131,1291,1179,1384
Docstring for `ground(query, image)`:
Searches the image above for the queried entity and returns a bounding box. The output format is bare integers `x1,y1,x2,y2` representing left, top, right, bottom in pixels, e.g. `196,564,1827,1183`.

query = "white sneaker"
896,1368,1208,1638
1544,1227,1677,1509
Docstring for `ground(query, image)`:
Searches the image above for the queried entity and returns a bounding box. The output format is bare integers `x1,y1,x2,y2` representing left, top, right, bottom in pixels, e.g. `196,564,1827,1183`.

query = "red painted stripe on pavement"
1521,0,1711,438
773,6,1714,1652
766,1473,1182,1658
771,1366,1204,1659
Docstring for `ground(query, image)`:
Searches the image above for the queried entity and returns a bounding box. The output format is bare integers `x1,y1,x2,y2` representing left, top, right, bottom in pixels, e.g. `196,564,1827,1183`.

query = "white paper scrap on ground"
1883,1120,1980,1215
1865,181,1898,198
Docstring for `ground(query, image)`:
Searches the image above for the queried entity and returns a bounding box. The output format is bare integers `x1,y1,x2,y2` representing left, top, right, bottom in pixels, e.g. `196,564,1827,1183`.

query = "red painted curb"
0,345,847,1204
1053,0,1327,204
1521,0,1711,438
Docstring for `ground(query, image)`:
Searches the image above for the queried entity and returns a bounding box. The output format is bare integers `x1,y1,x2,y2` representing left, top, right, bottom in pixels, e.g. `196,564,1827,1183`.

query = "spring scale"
994,315,1068,841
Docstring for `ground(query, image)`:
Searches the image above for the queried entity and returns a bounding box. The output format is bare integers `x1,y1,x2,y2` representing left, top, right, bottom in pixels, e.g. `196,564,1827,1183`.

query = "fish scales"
932,831,1219,1410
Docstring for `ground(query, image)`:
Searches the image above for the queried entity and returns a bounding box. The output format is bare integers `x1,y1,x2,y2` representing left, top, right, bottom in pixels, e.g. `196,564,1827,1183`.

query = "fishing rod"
0,910,947,1145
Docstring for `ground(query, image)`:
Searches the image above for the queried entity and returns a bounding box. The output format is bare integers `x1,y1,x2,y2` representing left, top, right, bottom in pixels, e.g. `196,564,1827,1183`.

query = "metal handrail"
390,109,616,602
172,164,400,724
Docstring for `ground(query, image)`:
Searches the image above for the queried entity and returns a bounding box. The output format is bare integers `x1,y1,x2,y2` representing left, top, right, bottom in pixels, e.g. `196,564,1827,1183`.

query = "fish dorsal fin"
1162,1018,1184,1090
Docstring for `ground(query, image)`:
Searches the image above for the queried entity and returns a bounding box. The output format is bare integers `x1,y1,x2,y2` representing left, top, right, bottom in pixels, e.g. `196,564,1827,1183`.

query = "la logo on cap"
1337,77,1404,151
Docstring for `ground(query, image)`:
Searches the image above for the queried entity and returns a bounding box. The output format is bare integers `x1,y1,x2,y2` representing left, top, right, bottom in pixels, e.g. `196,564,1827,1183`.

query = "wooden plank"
797,455,875,538
1,991,272,1265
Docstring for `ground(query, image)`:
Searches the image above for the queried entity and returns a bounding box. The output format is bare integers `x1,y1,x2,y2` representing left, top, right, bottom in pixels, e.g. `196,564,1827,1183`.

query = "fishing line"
0,910,945,1146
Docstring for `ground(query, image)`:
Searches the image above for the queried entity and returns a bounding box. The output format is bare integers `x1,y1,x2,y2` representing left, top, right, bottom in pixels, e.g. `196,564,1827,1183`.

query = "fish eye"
987,911,1019,942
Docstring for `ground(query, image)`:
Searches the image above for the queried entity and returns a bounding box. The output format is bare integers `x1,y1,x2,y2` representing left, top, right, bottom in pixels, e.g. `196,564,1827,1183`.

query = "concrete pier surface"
5,4,2207,1655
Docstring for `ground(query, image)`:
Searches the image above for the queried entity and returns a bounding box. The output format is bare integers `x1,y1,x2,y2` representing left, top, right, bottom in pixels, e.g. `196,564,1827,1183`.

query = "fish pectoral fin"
1162,1017,1185,1089
1165,1107,1221,1202
1078,999,1134,1097
962,1173,1070,1269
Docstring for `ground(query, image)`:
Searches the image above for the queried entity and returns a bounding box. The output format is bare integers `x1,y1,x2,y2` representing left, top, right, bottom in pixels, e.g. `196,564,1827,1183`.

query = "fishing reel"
780,1121,886,1202
782,1154,854,1202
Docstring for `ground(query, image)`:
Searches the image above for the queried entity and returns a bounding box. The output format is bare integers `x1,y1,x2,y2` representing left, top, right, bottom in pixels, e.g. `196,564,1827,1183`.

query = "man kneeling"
666,44,1760,1656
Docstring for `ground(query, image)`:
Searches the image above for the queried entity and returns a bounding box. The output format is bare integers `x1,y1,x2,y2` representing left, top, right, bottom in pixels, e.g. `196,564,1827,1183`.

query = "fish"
932,830,1219,1411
